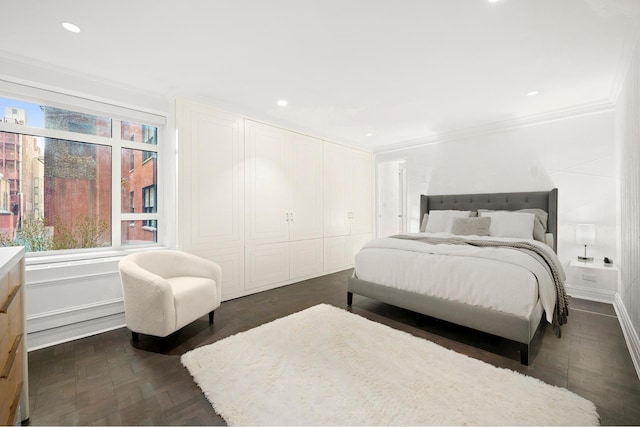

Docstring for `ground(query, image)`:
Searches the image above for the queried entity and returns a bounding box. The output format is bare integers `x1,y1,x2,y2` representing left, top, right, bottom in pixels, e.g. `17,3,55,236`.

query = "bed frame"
347,189,558,365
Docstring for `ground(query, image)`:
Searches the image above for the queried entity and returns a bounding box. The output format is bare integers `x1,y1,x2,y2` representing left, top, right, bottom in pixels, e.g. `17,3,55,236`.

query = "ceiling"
1,0,639,151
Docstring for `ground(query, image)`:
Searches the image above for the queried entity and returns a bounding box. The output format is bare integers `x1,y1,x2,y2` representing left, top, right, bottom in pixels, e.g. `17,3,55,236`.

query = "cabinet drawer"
0,381,8,426
0,338,23,426
8,262,21,289
5,287,22,343
0,328,7,376
0,274,8,312
1,334,22,380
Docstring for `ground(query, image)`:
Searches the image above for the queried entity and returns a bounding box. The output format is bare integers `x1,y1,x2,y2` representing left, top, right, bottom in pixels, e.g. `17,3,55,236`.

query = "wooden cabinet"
245,119,323,245
0,247,27,425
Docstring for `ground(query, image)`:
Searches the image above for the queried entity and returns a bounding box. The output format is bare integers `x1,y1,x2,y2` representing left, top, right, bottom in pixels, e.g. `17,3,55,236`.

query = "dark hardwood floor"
27,269,640,425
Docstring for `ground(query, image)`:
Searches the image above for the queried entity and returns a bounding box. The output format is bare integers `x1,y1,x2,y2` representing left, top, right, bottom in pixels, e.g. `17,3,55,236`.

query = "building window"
129,191,135,227
142,185,157,229
0,94,162,253
142,150,156,163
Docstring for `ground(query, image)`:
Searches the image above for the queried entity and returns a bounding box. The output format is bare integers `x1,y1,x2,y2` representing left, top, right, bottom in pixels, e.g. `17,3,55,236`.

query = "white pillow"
425,210,472,233
479,211,536,239
420,214,429,232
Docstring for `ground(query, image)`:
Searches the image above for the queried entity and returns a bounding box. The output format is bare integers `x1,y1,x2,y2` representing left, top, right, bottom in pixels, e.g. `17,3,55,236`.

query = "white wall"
376,108,617,277
615,39,640,378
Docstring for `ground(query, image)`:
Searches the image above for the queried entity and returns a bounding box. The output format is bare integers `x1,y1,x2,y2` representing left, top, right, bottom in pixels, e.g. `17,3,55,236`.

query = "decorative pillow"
451,217,491,236
420,214,429,232
544,233,554,249
517,208,548,242
478,208,548,242
478,211,536,239
425,210,472,233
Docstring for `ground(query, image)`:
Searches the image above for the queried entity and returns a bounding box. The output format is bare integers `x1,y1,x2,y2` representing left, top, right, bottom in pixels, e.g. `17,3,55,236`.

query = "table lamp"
576,223,595,262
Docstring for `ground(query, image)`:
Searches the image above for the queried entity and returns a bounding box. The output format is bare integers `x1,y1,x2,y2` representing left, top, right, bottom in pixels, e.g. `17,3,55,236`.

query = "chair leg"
132,331,139,342
209,310,215,324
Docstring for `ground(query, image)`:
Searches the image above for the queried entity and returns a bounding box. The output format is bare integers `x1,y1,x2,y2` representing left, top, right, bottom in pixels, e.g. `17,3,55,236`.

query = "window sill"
25,245,167,269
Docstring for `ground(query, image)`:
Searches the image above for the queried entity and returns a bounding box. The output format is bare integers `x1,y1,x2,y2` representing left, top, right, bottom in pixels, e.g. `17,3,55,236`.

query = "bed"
347,189,566,365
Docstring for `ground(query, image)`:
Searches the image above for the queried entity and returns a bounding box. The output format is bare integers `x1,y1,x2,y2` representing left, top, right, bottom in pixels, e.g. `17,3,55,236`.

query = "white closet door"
289,239,323,280
176,99,244,250
245,120,290,244
195,247,245,301
323,141,351,237
350,149,373,235
245,243,289,289
289,132,323,241
324,235,352,271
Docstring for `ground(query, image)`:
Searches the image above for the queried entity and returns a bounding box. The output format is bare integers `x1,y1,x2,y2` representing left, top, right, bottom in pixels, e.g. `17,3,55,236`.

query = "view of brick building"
42,107,112,246
0,106,43,236
0,175,14,237
120,121,157,245
0,101,157,250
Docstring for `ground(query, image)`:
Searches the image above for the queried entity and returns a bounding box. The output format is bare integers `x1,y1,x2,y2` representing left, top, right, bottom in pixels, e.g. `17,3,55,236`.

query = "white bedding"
354,232,566,322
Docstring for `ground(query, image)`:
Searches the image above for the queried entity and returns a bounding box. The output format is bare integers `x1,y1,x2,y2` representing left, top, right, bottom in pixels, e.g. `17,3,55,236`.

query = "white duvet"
354,232,566,322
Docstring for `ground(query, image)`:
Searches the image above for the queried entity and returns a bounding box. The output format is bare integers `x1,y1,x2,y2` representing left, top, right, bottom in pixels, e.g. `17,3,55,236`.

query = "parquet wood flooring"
27,269,640,425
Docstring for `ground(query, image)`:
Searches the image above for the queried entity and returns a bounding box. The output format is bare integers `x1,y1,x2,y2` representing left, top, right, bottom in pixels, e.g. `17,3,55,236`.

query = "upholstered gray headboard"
420,189,558,252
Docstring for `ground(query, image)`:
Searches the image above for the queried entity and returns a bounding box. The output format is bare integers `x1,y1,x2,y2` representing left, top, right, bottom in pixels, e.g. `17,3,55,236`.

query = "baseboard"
26,299,125,351
564,283,616,304
613,293,640,380
222,268,352,301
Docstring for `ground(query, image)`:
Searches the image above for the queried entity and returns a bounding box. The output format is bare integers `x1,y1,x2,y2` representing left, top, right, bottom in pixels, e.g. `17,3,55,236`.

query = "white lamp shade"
576,224,596,245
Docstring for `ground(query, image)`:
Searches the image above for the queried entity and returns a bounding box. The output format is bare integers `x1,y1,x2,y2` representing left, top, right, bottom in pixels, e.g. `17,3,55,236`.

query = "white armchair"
118,250,222,340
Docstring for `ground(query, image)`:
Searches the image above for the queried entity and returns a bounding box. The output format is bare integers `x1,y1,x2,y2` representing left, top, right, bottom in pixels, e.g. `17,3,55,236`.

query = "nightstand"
565,260,618,303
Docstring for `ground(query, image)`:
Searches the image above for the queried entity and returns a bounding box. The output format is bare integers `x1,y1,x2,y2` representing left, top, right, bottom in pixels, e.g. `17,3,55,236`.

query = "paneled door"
289,132,323,241
245,120,290,245
350,150,373,235
323,142,351,237
176,99,244,250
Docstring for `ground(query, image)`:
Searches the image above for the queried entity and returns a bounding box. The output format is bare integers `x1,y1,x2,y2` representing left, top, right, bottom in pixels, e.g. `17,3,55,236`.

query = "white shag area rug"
181,304,599,426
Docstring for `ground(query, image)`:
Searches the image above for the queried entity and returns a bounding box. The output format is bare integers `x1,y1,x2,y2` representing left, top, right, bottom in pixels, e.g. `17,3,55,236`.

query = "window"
142,185,157,229
0,93,163,253
129,191,135,227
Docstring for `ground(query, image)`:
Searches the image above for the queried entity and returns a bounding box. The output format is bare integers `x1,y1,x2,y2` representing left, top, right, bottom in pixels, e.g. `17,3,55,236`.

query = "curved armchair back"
118,250,222,338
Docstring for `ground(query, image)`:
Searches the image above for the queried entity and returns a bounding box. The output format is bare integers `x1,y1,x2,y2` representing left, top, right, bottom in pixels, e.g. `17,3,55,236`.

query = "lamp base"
577,256,594,262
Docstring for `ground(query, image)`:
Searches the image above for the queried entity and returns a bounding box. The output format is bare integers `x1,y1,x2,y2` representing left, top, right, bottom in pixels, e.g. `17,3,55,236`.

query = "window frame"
0,82,166,262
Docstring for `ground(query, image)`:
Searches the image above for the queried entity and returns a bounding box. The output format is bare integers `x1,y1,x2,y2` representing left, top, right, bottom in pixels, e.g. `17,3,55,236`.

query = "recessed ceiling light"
62,22,81,33
527,90,539,96
366,133,373,137
488,0,501,3
277,99,288,107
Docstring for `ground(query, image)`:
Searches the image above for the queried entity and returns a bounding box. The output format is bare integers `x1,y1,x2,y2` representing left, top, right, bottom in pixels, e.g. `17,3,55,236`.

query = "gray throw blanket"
390,234,569,337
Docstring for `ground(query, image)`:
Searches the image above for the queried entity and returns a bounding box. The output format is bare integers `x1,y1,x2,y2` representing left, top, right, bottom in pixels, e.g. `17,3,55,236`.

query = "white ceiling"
1,0,639,151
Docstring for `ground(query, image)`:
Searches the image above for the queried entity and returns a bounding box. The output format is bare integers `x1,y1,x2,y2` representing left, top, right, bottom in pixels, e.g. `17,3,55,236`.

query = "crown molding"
374,100,616,154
